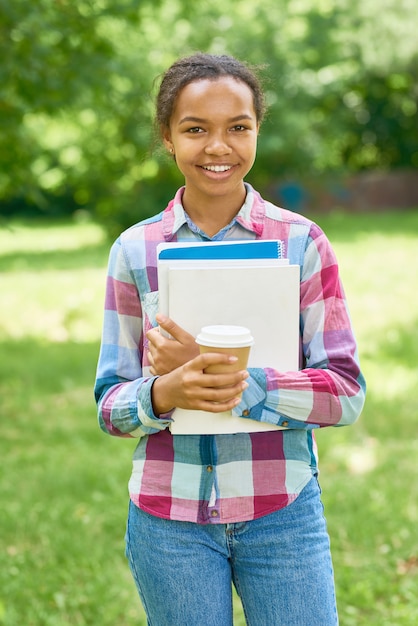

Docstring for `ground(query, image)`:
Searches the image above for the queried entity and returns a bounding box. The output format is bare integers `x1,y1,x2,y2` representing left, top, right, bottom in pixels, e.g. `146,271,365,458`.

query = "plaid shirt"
95,185,366,524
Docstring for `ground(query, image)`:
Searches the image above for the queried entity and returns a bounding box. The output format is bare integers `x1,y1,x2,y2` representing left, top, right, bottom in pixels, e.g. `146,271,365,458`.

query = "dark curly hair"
156,53,267,132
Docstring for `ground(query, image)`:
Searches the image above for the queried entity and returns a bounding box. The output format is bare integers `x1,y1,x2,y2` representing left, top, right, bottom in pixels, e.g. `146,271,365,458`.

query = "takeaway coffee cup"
196,325,254,374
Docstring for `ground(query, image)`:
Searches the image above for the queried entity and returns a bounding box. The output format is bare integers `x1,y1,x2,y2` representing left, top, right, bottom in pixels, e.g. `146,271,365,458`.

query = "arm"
94,242,248,438
94,239,168,438
233,224,366,429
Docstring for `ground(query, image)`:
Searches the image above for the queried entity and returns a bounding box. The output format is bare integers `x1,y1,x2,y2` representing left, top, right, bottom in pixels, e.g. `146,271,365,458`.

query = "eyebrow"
178,114,254,125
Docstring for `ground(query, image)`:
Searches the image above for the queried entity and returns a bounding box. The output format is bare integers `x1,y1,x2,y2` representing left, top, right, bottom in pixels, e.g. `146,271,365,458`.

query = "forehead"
172,76,256,120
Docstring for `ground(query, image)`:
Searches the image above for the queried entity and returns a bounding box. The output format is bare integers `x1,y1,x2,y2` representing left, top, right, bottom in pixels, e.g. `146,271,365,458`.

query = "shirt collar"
161,184,265,240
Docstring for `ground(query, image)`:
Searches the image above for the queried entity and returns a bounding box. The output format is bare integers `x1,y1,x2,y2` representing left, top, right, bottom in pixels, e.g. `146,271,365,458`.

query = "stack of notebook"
157,240,300,434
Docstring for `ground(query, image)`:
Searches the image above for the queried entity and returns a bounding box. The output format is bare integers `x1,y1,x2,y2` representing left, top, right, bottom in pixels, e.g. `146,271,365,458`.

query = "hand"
151,351,249,415
146,314,200,375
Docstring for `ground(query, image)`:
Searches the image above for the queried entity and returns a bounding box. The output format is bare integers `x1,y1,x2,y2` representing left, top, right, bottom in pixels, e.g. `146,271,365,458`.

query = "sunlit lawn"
1,210,418,625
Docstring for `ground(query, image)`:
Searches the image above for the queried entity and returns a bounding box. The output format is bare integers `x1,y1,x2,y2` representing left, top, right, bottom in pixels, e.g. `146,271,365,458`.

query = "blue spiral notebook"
158,239,284,261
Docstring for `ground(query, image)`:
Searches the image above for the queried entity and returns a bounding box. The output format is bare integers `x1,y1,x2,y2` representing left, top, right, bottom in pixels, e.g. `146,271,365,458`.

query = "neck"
182,185,246,238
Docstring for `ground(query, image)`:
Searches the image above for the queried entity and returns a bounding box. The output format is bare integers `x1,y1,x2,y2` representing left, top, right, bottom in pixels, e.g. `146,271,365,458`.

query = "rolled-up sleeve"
94,239,171,438
232,223,366,429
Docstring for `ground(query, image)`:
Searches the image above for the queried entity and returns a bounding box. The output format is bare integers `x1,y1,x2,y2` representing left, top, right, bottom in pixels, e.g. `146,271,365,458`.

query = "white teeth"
202,165,232,172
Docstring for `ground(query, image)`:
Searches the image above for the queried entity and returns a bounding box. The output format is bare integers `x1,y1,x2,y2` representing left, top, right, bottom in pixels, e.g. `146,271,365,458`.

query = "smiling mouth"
201,165,233,172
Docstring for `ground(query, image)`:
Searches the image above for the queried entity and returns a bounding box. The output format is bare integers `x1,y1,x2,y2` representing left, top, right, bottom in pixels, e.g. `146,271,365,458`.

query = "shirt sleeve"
232,223,366,429
94,238,172,438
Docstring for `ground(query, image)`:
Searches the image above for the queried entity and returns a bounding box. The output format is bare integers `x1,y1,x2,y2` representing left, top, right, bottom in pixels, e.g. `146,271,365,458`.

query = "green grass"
1,211,418,625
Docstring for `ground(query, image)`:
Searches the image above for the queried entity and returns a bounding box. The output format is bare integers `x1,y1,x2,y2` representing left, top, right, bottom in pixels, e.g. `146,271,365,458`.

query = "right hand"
151,351,249,415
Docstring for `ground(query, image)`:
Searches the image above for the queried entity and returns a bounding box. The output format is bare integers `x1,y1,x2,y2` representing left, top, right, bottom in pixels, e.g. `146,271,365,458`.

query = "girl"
95,53,366,625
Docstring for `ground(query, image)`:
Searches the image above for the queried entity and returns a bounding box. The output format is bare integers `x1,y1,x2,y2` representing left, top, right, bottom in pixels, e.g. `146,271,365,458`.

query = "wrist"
151,375,175,416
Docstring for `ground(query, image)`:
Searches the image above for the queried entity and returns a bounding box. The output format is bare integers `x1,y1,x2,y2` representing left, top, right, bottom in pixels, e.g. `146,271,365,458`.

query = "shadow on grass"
0,335,133,539
0,338,101,448
0,242,110,272
0,337,100,393
0,336,143,626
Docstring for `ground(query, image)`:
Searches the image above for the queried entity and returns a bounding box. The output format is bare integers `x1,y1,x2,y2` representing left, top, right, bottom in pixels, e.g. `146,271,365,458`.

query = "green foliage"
1,213,418,624
1,1,124,194
340,64,418,170
1,0,418,236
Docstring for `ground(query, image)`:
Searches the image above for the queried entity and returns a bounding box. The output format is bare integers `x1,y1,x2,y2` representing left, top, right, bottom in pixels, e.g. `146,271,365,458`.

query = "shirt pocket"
142,291,159,338
142,291,159,372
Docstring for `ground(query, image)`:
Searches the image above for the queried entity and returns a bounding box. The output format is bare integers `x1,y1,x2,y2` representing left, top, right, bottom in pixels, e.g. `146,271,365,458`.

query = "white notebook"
160,264,300,434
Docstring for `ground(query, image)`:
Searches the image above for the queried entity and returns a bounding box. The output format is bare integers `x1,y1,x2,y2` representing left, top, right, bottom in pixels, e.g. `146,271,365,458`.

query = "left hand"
146,314,200,375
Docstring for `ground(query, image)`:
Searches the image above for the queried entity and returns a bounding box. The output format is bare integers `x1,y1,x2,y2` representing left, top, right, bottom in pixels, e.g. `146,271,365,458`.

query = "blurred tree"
1,0,417,234
0,0,164,223
338,63,418,170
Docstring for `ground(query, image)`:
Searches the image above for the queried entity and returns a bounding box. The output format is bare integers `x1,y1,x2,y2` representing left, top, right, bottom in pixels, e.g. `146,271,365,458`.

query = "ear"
162,126,173,154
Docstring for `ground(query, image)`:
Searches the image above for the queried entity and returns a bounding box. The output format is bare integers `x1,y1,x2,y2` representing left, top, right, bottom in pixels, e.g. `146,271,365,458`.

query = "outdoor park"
1,1,418,625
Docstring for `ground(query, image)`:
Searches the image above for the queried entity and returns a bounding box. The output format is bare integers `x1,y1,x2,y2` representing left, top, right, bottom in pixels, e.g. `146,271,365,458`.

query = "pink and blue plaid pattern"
95,185,366,524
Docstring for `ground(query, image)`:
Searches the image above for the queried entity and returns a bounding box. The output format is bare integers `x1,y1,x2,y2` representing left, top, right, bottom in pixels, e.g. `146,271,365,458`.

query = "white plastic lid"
196,325,254,348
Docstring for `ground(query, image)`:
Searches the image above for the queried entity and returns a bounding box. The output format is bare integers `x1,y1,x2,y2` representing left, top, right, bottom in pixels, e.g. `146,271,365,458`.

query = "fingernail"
228,356,238,362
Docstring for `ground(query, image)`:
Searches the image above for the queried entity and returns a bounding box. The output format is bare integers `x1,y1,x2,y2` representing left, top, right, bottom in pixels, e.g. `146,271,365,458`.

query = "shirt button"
207,465,213,472
282,420,289,427
211,510,219,517
242,409,250,417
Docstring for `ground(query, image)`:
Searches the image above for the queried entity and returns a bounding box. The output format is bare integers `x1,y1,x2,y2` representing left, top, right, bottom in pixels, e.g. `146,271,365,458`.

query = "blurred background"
1,0,417,234
1,1,418,625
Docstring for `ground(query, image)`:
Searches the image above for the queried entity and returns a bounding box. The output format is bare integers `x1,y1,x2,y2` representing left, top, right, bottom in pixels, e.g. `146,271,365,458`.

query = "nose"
204,132,232,156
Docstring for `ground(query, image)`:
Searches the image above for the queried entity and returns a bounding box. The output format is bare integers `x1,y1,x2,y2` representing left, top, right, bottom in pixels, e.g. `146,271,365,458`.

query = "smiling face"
162,76,259,217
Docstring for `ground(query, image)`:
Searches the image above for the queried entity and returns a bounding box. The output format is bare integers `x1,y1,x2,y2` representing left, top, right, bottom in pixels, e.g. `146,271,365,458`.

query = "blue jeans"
125,477,338,625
